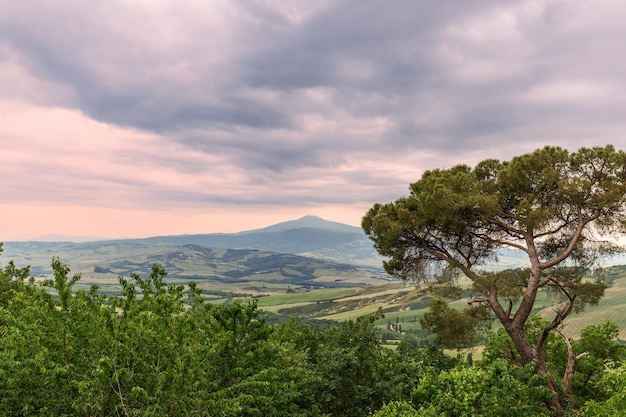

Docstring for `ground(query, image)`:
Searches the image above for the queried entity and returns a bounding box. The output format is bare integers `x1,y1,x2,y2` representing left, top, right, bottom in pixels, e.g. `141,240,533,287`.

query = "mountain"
1,216,389,295
105,215,381,265
239,215,361,234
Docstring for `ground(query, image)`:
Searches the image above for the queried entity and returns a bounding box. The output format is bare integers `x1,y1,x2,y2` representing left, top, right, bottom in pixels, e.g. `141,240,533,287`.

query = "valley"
3,215,626,341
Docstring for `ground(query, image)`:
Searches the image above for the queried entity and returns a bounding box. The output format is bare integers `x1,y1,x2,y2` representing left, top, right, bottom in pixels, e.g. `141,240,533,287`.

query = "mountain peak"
239,215,361,235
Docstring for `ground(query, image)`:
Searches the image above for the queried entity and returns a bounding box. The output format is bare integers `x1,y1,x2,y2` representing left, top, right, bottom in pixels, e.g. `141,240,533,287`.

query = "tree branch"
557,327,589,394
536,294,576,358
511,235,542,328
540,209,602,269
473,232,529,252
467,296,489,304
488,218,526,239
534,219,574,240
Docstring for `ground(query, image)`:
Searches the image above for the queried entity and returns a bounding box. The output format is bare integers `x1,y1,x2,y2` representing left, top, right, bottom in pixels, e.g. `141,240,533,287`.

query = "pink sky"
0,104,373,239
3,1,626,240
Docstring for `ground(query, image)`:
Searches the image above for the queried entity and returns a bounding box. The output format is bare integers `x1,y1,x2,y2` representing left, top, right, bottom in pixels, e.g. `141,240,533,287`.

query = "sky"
2,0,626,240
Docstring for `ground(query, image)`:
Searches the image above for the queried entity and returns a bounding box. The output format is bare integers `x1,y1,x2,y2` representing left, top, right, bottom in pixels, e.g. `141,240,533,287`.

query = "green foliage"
581,363,626,416
276,308,399,417
482,315,564,365
1,248,623,416
2,253,456,417
0,258,306,416
420,298,489,349
384,344,462,405
483,316,626,408
411,361,554,416
562,321,625,406
371,401,419,417
0,243,31,308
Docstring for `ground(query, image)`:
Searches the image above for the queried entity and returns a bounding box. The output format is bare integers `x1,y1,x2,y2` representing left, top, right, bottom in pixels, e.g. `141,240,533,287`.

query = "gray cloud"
3,0,626,217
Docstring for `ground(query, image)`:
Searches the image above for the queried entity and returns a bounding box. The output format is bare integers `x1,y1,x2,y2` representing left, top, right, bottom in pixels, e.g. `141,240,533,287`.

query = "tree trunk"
498,262,565,416
502,323,564,416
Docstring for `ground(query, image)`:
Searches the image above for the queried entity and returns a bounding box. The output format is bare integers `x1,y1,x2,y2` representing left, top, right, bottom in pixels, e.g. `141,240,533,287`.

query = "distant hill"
239,215,360,234
1,216,390,296
106,215,382,266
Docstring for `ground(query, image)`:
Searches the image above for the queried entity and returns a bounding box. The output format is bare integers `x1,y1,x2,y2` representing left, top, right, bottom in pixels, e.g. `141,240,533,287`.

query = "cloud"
2,0,626,239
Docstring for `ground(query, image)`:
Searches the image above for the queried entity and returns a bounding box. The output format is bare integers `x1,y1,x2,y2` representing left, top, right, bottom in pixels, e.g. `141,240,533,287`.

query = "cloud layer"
2,0,626,239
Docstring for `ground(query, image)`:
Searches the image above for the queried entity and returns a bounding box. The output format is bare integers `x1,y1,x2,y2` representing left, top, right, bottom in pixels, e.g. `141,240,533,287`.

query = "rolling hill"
107,215,382,266
1,216,390,296
4,215,626,340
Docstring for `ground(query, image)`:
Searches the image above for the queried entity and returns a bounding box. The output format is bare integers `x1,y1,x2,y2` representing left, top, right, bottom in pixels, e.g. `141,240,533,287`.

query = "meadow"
255,267,626,341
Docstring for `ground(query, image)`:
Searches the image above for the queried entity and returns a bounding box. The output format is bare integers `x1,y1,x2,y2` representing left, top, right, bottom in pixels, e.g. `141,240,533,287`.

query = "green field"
539,273,626,339
255,287,358,307
256,267,626,341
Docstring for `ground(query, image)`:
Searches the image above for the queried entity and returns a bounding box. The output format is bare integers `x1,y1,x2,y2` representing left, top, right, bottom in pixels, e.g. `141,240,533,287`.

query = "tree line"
0,249,625,416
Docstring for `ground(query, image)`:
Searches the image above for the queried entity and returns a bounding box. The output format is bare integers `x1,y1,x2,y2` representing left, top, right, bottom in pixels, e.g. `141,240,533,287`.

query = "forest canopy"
0,254,624,416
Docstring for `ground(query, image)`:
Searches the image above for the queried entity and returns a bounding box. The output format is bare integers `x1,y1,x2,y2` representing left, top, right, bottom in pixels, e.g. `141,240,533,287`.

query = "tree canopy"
363,145,626,415
1,248,626,415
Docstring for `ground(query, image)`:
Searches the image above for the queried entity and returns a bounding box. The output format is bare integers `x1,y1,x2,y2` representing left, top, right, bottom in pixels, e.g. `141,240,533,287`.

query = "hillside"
1,216,390,297
6,214,626,337
257,265,626,340
99,215,382,266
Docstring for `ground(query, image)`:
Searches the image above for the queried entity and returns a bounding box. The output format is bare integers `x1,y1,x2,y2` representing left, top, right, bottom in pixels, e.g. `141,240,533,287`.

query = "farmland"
256,265,626,341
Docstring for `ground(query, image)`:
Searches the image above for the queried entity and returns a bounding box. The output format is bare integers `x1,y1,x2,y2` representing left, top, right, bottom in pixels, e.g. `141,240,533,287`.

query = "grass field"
540,274,626,338
255,288,359,307
257,269,626,342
